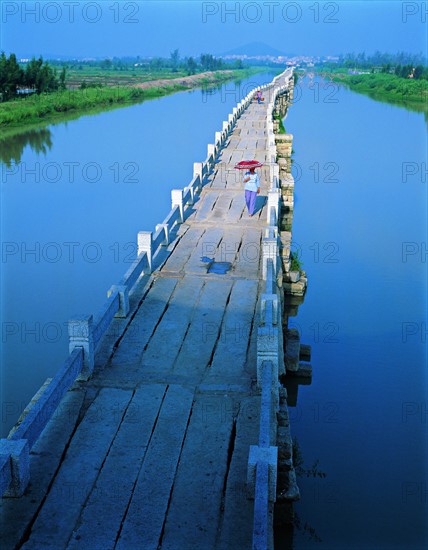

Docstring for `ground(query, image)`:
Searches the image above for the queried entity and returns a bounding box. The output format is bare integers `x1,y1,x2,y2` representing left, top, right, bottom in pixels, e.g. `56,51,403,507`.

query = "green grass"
274,114,286,133
290,251,303,272
319,70,428,111
0,85,173,127
0,67,278,132
65,67,192,88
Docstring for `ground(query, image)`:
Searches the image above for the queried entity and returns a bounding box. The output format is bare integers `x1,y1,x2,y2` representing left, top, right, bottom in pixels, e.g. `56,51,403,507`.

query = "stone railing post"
260,293,279,325
262,237,278,280
247,445,278,502
273,165,279,188
207,143,215,161
189,186,196,205
156,223,170,246
257,325,279,391
193,162,203,181
68,314,94,380
267,189,280,224
171,189,184,223
138,230,153,272
0,439,30,497
108,284,130,318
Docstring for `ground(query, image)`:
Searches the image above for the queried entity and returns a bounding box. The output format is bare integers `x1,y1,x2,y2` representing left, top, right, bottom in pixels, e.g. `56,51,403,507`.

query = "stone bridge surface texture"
1,83,282,550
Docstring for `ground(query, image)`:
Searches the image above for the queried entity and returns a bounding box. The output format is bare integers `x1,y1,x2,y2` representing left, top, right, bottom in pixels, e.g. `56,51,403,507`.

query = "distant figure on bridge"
257,88,263,104
243,167,260,217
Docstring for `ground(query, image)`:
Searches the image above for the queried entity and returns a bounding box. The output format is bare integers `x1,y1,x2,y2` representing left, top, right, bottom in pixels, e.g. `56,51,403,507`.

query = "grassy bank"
318,70,428,112
0,67,277,132
65,67,195,89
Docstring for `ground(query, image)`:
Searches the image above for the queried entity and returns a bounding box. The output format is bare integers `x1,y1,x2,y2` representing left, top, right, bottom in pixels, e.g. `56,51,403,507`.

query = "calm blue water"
0,72,278,436
282,75,427,549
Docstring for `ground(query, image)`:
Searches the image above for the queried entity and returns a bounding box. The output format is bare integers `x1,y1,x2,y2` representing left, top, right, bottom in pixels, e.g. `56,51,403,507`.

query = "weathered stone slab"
254,150,268,162
116,385,194,550
285,328,300,372
211,226,243,265
216,396,260,550
193,190,220,221
229,150,245,165
234,227,262,279
184,226,223,274
159,394,235,550
66,384,166,549
297,361,312,377
160,226,205,274
0,389,85,550
206,279,259,381
141,276,205,371
298,345,310,362
225,194,246,223
173,279,233,377
205,191,237,222
109,276,178,368
22,388,133,549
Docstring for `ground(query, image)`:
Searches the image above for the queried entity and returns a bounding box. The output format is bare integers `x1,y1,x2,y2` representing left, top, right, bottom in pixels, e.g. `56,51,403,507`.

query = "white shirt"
244,171,260,192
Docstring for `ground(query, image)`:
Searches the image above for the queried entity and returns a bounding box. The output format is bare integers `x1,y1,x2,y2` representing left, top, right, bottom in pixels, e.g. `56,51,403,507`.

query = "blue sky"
1,1,427,59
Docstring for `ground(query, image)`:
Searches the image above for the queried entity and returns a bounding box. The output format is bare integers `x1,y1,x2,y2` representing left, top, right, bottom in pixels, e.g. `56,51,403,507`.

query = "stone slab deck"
0,79,288,550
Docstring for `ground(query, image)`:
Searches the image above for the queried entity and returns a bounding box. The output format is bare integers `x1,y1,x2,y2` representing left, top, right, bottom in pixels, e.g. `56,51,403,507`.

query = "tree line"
391,64,427,80
339,50,426,68
89,50,243,74
47,50,244,75
337,50,428,80
0,53,66,101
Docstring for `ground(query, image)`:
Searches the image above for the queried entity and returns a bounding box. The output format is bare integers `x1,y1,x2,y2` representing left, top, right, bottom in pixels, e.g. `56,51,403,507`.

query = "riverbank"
0,68,275,132
317,70,428,112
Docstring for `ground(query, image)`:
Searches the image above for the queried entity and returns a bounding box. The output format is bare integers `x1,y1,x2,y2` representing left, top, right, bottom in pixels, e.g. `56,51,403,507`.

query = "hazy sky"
1,0,427,59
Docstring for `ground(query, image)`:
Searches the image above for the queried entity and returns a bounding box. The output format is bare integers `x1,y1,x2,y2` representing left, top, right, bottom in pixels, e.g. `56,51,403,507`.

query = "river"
1,71,426,548
280,75,427,549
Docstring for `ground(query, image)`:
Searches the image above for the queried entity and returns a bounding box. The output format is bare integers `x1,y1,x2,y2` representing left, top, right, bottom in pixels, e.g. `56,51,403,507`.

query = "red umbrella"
234,160,264,170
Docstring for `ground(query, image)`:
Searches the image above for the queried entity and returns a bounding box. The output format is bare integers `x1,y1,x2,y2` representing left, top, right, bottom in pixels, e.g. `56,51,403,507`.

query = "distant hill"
219,42,290,57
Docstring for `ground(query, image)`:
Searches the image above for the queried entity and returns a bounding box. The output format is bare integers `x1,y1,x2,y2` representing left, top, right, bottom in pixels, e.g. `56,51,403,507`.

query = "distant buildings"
218,54,339,66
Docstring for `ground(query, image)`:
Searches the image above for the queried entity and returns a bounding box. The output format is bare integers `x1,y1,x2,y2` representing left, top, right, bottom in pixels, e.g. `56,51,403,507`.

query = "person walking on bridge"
243,166,260,217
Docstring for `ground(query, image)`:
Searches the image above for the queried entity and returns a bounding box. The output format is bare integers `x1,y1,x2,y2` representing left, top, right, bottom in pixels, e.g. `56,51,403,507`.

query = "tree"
413,65,424,80
170,49,180,72
0,52,24,99
200,53,214,71
24,56,59,94
400,64,412,78
186,57,197,75
150,57,164,71
0,52,7,99
100,59,113,70
25,56,43,89
59,67,66,90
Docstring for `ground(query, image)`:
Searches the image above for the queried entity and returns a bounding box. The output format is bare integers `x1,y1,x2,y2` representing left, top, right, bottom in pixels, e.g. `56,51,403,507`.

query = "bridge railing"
0,76,262,499
248,67,293,550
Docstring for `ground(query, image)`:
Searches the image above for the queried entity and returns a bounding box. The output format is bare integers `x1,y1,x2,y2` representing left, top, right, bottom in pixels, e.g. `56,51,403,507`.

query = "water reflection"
0,127,53,166
301,72,428,121
347,88,428,119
